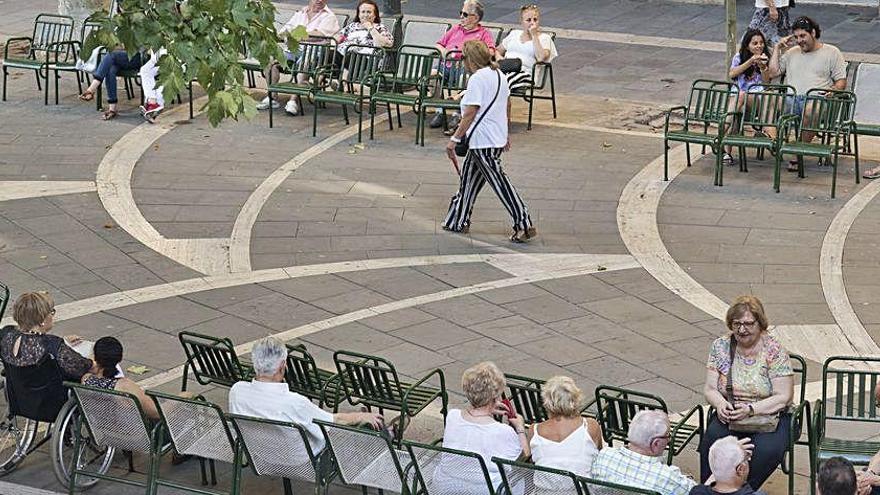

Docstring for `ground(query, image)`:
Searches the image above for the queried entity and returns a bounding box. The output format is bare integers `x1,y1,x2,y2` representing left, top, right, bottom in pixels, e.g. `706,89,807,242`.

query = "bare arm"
704,368,733,422
333,411,383,429
768,37,790,79
116,378,160,420
435,43,447,58
531,31,550,62
509,416,530,459
586,417,604,450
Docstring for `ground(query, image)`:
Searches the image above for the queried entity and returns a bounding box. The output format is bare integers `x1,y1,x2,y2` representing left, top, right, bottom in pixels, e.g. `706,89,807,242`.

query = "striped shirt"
591,447,696,495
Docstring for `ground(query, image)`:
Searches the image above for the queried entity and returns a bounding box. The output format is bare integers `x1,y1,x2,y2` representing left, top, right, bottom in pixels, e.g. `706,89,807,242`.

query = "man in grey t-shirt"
768,16,847,168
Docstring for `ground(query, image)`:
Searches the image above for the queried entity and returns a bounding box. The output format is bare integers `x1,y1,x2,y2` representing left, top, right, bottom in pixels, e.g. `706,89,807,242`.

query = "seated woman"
433,362,528,493
79,49,144,120
80,336,159,420
529,376,602,485
495,4,558,94
333,0,392,66
699,295,793,491
722,29,772,165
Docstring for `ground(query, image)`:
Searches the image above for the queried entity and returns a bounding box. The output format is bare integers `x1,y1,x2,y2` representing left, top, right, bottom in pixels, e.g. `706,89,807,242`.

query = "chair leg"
54,70,60,105
854,132,861,184
740,146,748,172
396,104,402,128
44,71,49,105
76,71,83,95
342,104,350,125
528,87,535,131
188,82,193,119
34,69,42,91
269,91,274,128
716,147,723,187
209,459,217,485
663,140,669,181
283,478,293,495
312,100,319,137
358,104,364,143
386,103,393,130
686,143,692,167
199,458,207,485
831,153,839,199
549,68,557,119
797,155,805,179
2,66,7,101
774,153,782,193
370,102,377,140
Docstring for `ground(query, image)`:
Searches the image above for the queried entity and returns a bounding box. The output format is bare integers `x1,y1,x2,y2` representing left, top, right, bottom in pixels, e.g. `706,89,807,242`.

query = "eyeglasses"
459,10,475,18
732,320,757,329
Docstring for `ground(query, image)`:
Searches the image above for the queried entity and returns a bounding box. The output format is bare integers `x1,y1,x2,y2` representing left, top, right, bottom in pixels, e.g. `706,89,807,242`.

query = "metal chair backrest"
338,46,385,90
148,391,237,463
405,441,495,495
438,50,469,95
228,413,320,481
738,84,795,132
494,457,581,495
800,89,856,135
504,373,547,425
402,20,451,52
3,354,68,422
335,13,350,29
178,331,250,389
0,282,8,321
484,25,504,46
80,16,103,43
821,356,880,423
393,44,440,86
791,353,807,405
577,475,662,495
853,62,880,125
284,343,330,401
290,39,336,80
595,385,668,446
381,16,400,50
684,79,736,127
315,419,409,492
68,382,153,454
30,14,75,57
333,350,406,410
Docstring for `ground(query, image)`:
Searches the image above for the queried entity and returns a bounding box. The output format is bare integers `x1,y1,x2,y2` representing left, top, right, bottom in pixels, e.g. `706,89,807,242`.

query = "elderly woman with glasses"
0,292,94,380
699,295,793,490
495,4,558,93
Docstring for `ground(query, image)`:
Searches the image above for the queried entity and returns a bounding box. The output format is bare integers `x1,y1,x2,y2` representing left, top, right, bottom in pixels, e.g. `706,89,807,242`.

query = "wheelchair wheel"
0,405,38,475
50,399,115,490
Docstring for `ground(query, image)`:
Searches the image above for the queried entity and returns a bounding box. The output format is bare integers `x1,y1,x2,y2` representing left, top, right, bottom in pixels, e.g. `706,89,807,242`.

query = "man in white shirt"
228,337,381,453
256,0,340,114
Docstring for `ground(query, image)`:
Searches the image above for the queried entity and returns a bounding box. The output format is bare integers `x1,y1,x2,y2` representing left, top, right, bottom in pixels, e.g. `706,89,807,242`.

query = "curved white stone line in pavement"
0,181,96,202
135,253,640,389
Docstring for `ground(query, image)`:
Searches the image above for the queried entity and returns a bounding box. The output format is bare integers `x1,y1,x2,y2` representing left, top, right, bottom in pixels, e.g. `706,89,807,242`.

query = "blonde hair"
12,292,54,331
461,361,506,408
520,4,540,18
725,295,769,332
462,40,497,71
542,376,584,417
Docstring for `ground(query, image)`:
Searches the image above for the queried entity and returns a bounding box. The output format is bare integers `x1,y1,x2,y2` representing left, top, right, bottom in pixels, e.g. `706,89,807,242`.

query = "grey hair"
627,410,669,447
251,337,287,376
463,0,484,21
709,436,746,482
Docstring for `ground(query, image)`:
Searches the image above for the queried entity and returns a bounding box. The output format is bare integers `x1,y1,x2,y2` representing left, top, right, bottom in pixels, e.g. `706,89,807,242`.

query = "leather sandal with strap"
510,226,537,243
79,90,95,101
102,110,118,121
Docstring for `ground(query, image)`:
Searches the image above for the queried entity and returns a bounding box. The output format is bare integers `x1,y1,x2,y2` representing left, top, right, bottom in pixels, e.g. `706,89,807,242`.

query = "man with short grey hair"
592,410,696,495
690,436,758,495
228,337,382,452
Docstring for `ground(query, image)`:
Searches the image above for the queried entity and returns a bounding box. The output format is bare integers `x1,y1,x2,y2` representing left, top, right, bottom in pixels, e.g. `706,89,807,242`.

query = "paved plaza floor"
1,0,880,493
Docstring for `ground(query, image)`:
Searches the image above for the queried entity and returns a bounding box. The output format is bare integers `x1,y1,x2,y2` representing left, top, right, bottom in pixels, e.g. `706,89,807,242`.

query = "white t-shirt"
754,0,789,7
432,409,521,492
228,380,334,452
461,67,510,150
500,30,558,73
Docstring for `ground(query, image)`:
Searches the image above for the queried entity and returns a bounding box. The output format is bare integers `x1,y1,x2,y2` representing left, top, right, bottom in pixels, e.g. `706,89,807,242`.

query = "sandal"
102,110,118,121
787,160,799,173
510,226,537,243
863,167,880,180
79,90,94,101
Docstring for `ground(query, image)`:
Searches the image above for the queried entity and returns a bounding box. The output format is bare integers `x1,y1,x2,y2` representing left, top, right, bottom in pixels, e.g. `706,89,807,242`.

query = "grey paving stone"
581,295,668,323
0,246,72,270
361,308,437,333
547,313,635,344
180,315,275,345
502,294,591,324
62,279,120,299
337,267,453,300
107,297,225,333
310,288,395,315
260,275,363,302
535,274,625,304
518,335,604,366
441,337,523,365
300,321,404,354
419,295,514,327
626,376,705,413
624,314,712,344
92,264,166,290
182,284,275,310
30,262,101,288
639,355,708,389
65,247,137,270
392,318,482,350
593,332,679,363
567,355,655,387
223,292,334,331
54,312,144,340
413,263,509,287
115,326,188,371
468,316,552,346
681,263,765,284
373,341,457,378
652,298,716,324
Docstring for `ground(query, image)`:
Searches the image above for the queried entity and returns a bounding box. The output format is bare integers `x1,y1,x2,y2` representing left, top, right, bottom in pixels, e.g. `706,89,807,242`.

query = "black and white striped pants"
442,147,532,232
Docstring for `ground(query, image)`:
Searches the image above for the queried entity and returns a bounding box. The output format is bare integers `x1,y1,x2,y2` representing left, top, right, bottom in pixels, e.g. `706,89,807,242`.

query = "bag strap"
464,69,502,142
726,335,736,403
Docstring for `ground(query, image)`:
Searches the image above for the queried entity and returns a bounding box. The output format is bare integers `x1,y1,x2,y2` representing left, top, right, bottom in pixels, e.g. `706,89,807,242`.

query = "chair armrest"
4,36,33,60
812,399,825,443
677,403,705,429
367,70,393,91
320,373,344,410
403,368,445,416
664,105,688,134
49,40,80,64
789,400,810,442
777,114,801,145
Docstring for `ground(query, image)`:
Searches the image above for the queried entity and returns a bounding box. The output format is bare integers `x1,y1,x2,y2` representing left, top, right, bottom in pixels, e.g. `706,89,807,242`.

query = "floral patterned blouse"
0,326,93,381
707,334,792,403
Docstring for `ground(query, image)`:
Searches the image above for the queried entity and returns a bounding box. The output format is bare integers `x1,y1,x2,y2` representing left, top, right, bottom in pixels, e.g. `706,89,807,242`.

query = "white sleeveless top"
530,420,598,489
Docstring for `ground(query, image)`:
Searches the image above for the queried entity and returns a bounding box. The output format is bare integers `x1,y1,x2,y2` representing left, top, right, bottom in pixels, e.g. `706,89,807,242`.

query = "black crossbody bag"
455,69,502,157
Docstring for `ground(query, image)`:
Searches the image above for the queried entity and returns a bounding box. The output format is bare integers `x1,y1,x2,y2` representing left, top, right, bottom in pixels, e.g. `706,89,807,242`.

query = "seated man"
255,0,340,115
228,337,381,452
817,458,857,495
690,436,758,495
767,15,847,172
591,410,696,495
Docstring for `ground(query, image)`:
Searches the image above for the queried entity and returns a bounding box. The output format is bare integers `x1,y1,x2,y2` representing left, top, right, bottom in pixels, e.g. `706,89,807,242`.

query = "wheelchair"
0,354,115,490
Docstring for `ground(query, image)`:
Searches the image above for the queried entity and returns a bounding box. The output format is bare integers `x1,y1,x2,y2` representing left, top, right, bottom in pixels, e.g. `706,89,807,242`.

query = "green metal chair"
314,419,412,494
406,441,496,494
508,30,558,131
774,89,856,198
417,50,467,146
812,356,880,486
2,13,75,105
147,391,242,494
65,382,158,495
312,46,385,141
268,39,336,128
594,385,703,465
335,13,350,29
0,282,8,321
332,350,448,445
494,457,580,495
663,79,737,185
720,84,796,182
401,21,452,53
368,45,440,142
484,26,505,47
178,331,254,392
284,343,345,408
851,63,880,175
228,413,337,495
577,475,663,495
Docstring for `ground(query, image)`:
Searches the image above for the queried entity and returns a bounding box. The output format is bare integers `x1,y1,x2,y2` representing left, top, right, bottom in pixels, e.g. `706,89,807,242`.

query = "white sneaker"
256,96,279,110
285,99,299,115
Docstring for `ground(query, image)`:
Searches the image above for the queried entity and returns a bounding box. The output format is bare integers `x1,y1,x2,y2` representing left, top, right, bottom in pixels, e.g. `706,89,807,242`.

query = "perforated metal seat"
315,419,411,493
406,441,495,495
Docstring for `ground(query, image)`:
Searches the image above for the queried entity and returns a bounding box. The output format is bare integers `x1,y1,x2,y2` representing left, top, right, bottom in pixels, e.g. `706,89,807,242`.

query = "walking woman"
443,40,536,243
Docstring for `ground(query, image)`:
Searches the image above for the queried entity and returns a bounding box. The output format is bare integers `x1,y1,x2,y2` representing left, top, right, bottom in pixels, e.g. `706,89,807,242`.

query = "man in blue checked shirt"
591,410,697,495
